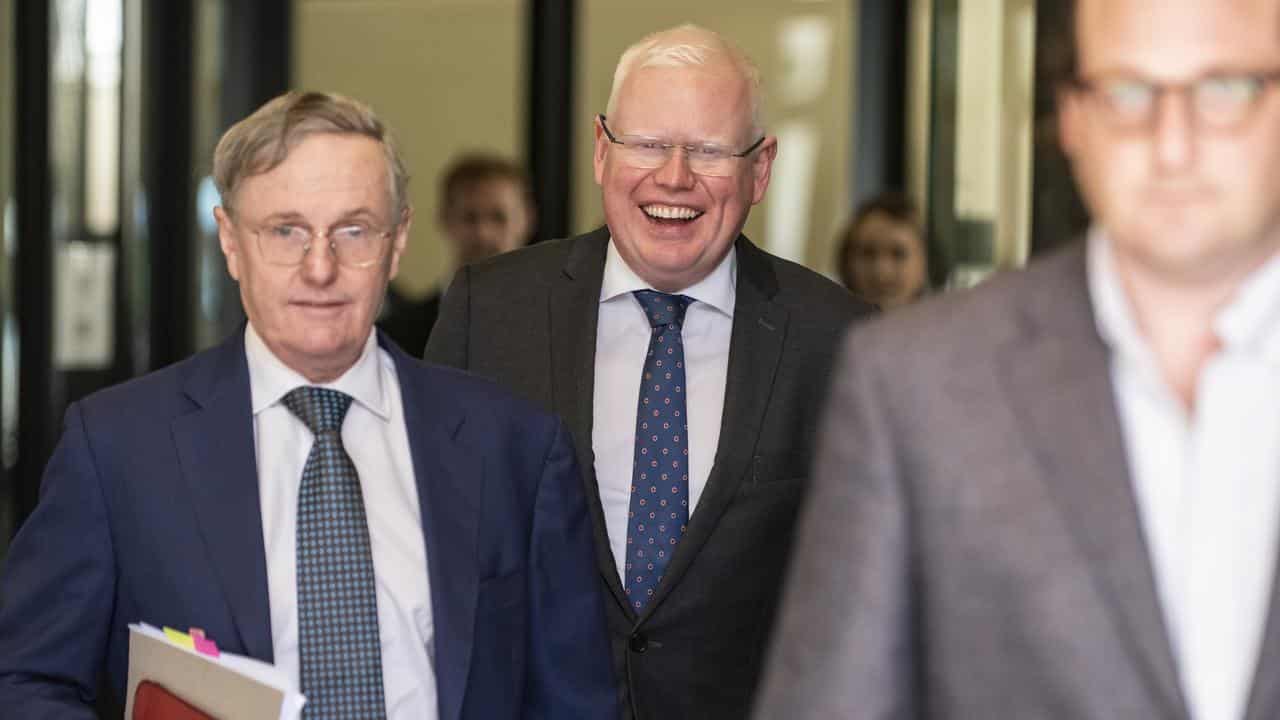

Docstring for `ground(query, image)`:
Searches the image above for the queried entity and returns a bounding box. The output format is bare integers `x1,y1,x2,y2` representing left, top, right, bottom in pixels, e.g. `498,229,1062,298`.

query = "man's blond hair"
605,24,766,137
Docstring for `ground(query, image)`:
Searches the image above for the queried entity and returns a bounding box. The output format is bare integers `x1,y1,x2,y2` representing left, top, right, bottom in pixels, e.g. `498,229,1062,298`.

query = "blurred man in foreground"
758,1,1280,717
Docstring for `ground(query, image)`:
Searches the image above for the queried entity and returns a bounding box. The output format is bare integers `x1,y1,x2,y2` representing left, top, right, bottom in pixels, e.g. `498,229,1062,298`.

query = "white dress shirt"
245,323,438,720
593,241,736,585
1089,231,1280,720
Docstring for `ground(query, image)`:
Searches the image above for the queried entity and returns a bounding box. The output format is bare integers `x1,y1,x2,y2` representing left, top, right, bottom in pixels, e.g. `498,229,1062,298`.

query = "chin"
293,329,358,357
653,240,711,265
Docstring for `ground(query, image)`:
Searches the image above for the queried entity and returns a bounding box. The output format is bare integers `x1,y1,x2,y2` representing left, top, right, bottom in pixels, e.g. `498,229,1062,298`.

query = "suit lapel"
640,237,787,620
998,247,1188,719
391,340,481,720
171,331,274,661
550,229,608,484
548,228,628,611
1245,568,1280,719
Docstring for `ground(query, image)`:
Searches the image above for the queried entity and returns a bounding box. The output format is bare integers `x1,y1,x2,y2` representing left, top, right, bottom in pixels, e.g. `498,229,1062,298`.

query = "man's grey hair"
213,90,410,218
604,24,766,138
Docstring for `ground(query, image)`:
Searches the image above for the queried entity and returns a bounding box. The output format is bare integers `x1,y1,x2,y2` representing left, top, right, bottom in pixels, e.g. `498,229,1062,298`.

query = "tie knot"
282,386,353,435
634,290,693,330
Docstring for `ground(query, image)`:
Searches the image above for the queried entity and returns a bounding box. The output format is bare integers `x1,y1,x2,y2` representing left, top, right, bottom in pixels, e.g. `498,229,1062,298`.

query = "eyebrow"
1080,63,1280,80
258,208,382,225
613,125,741,146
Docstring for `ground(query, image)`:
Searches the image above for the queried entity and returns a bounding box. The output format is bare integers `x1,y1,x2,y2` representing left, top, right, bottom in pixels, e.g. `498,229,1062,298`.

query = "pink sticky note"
189,627,220,658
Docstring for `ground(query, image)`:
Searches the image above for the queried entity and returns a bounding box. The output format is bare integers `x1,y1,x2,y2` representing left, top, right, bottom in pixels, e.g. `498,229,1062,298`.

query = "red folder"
132,680,215,720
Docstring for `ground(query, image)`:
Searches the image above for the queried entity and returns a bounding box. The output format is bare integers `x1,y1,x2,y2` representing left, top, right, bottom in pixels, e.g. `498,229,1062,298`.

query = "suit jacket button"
629,632,648,653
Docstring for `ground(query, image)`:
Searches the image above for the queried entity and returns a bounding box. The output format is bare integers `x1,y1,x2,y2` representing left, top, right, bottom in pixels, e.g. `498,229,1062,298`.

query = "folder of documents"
125,623,306,720
133,679,215,720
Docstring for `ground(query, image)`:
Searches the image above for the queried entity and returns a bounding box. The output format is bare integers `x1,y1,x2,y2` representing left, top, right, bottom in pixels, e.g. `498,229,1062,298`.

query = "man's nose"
1151,89,1197,171
654,148,696,189
300,237,340,283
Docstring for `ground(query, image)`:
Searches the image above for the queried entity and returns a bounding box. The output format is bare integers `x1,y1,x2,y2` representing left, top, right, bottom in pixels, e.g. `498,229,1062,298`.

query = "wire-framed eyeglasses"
250,221,396,268
598,114,766,177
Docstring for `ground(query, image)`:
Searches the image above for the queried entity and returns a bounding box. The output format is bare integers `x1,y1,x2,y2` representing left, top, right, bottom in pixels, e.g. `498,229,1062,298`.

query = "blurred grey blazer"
755,243,1280,719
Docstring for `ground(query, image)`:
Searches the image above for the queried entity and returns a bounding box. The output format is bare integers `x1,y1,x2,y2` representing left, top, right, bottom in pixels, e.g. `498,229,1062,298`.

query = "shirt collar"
1087,227,1149,367
244,322,391,421
599,237,737,318
1088,227,1280,365
1213,246,1280,361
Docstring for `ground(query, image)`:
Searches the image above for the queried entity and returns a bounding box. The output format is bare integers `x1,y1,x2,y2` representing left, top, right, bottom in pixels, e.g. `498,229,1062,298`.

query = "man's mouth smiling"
642,203,704,224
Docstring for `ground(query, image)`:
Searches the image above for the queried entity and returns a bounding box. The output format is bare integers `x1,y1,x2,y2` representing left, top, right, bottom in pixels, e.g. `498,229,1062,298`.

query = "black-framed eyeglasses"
1069,69,1280,132
598,114,766,177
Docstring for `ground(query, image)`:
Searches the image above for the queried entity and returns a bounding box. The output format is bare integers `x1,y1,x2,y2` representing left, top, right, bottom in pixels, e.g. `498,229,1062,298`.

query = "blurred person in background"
380,152,535,355
837,191,929,309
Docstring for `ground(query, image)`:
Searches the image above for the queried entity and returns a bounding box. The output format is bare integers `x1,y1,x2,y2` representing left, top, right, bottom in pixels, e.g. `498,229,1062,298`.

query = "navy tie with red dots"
625,290,693,613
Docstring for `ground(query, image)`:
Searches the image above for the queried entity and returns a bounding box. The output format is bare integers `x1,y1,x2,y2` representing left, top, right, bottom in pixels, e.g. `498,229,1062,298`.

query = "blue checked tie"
625,290,693,613
283,386,387,720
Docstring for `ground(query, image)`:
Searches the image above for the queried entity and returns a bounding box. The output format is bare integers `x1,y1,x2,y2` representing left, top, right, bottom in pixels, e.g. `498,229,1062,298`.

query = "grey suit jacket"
425,226,869,719
754,242,1280,719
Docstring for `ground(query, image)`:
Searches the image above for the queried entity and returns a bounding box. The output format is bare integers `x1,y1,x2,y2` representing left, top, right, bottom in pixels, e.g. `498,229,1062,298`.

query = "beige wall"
293,0,525,297
575,1,854,277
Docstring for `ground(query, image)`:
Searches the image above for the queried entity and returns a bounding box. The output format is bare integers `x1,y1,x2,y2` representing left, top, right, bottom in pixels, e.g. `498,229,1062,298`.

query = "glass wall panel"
924,0,1037,287
192,0,238,351
575,1,854,277
293,0,526,299
51,0,123,380
119,0,148,371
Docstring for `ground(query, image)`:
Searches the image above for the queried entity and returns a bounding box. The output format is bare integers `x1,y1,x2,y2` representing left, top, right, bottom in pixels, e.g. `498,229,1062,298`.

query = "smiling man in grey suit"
756,1,1280,718
426,24,868,719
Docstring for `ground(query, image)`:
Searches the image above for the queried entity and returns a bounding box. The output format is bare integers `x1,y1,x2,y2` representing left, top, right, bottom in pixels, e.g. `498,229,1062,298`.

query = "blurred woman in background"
837,192,929,309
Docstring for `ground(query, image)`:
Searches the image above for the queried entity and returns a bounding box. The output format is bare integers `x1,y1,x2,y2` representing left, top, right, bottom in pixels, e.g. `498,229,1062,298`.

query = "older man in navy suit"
0,91,615,719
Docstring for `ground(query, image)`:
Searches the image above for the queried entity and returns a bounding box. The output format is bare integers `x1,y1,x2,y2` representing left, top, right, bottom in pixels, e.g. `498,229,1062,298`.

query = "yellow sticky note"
163,626,195,650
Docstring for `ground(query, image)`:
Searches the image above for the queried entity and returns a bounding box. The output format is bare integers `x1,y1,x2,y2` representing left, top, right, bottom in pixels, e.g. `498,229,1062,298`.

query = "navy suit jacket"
0,330,616,719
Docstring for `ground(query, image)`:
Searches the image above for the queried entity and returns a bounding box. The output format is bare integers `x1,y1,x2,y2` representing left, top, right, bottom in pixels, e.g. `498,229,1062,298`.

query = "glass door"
924,0,1037,287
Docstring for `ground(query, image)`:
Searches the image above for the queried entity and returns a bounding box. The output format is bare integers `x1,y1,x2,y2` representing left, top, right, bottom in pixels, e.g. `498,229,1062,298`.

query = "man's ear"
388,205,414,280
1057,88,1081,157
214,206,242,281
593,116,609,186
750,136,778,205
